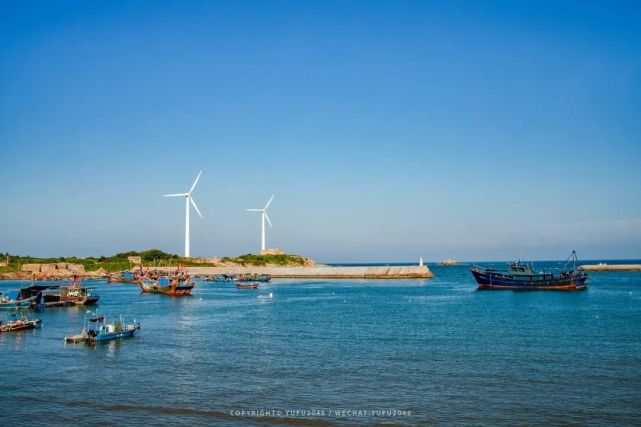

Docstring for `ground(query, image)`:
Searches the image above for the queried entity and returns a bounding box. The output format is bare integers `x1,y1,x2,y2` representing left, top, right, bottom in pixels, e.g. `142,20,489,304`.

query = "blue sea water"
1,262,641,426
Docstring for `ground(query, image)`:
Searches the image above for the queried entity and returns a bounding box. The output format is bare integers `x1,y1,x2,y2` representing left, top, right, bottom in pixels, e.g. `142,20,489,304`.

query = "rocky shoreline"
158,265,434,279
1,264,433,280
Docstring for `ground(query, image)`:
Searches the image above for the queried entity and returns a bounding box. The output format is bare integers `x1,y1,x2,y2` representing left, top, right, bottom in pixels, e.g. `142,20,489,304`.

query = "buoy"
269,292,273,299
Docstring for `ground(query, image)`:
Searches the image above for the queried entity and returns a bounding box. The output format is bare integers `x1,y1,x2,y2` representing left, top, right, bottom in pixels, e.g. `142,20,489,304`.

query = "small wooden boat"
0,315,42,333
65,332,88,343
236,283,259,289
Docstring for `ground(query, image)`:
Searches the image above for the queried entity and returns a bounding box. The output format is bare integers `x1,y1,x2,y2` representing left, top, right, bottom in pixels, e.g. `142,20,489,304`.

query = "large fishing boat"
139,265,194,296
107,270,141,284
471,251,587,291
40,277,99,307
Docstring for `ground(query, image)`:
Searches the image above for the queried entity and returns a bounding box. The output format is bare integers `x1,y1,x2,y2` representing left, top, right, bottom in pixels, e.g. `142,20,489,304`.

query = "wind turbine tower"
162,171,203,257
246,195,274,252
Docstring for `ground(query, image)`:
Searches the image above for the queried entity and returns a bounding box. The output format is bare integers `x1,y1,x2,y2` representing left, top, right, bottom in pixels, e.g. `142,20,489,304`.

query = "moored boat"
0,314,43,332
0,291,38,310
471,251,587,291
41,278,99,307
139,266,194,296
107,270,141,284
87,315,140,342
236,283,259,289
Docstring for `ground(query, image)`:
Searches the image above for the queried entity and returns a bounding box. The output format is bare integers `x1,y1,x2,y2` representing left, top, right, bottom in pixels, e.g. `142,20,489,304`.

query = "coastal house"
260,248,284,256
128,256,142,264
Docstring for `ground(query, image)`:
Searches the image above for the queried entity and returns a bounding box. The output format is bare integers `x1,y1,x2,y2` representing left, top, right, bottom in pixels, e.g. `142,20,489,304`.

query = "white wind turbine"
246,195,274,252
162,171,203,258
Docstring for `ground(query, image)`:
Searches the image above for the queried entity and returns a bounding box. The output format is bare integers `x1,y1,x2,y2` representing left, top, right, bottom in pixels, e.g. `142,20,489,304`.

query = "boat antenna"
563,250,578,270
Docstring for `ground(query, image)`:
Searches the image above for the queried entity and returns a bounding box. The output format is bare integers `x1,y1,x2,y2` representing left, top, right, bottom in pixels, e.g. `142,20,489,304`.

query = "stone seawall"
580,264,641,272
157,265,433,279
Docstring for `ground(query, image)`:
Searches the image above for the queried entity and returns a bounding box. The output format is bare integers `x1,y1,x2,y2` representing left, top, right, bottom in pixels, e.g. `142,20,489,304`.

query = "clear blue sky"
1,0,640,262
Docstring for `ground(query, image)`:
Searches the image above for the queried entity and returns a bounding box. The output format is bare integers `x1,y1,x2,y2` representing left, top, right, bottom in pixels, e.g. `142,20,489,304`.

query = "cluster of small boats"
0,274,140,344
0,276,99,311
204,273,271,283
107,266,196,296
108,267,269,293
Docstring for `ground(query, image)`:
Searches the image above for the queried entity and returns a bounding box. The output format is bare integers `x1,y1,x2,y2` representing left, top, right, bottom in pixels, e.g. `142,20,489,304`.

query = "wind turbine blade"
264,212,273,228
264,194,275,210
162,193,186,197
190,197,203,218
246,209,262,212
189,171,202,194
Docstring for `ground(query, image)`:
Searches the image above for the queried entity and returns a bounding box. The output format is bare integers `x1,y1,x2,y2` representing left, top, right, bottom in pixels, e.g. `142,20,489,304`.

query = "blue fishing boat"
107,270,141,284
65,313,140,344
86,315,140,342
471,251,587,291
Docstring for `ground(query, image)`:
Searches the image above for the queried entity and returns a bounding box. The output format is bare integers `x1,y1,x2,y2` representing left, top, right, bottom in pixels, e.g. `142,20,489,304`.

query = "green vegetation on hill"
221,253,308,266
0,249,202,273
0,250,311,274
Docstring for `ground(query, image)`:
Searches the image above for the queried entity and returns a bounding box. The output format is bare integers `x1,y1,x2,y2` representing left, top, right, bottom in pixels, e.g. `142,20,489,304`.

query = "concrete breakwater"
580,264,641,272
157,265,433,279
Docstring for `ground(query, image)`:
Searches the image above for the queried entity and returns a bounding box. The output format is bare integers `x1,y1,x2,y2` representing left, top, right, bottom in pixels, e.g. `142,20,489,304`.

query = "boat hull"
0,296,37,310
139,281,194,296
471,268,587,290
0,319,42,332
107,276,140,284
92,327,139,342
236,284,259,289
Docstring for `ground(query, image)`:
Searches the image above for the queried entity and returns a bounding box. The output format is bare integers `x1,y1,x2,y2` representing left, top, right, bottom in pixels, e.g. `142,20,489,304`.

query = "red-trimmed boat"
236,283,259,289
139,266,194,296
471,251,587,291
0,315,43,333
107,270,141,284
